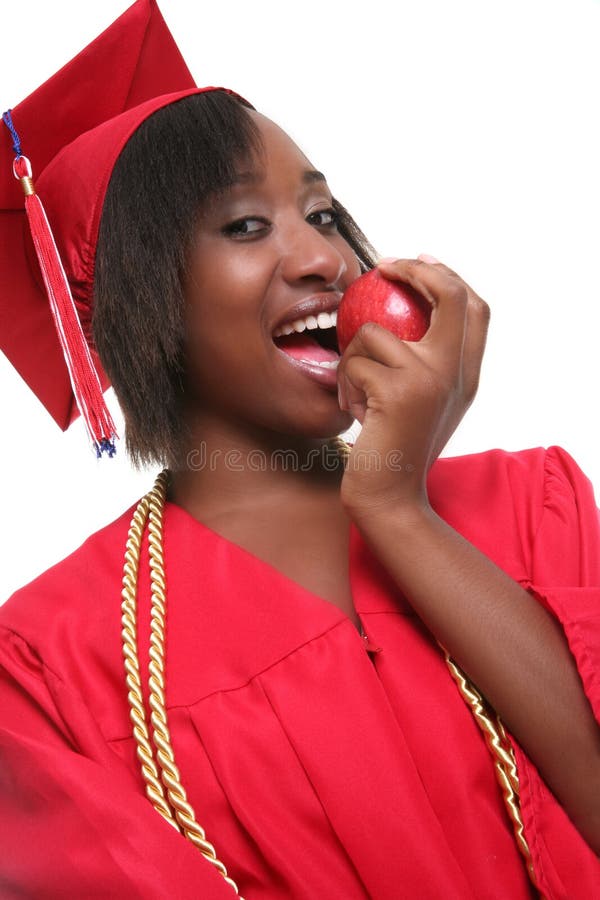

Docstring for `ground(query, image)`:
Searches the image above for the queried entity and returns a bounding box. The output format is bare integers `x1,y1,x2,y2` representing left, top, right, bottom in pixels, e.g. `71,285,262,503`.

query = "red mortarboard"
1,0,241,456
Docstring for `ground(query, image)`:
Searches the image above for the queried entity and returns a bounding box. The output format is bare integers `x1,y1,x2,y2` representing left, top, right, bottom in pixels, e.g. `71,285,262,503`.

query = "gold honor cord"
121,439,538,897
444,658,541,895
121,472,243,897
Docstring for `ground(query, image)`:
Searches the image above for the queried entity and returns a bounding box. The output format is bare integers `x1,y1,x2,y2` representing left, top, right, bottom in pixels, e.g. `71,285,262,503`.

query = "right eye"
222,217,271,238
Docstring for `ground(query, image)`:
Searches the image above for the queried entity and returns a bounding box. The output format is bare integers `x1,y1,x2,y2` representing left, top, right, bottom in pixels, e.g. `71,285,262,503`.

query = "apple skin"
336,269,431,355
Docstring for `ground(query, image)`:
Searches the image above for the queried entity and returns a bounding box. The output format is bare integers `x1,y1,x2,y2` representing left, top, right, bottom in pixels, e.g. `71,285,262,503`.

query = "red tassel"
14,156,117,457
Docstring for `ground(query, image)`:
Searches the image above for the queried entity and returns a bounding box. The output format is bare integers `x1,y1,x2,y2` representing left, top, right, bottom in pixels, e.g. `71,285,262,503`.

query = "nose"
279,217,348,288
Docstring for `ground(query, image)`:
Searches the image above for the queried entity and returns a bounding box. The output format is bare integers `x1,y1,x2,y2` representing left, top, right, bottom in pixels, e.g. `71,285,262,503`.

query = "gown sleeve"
527,446,600,711
0,626,240,899
512,447,600,897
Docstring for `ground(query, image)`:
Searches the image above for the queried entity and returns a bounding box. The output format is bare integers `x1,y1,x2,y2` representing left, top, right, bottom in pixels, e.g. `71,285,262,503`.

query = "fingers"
377,257,468,366
421,258,491,402
339,352,432,426
461,282,491,403
339,356,383,423
376,256,490,396
336,322,419,412
339,319,415,368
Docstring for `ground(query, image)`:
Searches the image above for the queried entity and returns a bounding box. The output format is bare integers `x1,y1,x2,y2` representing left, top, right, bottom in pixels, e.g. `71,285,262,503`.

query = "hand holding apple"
336,257,490,518
336,268,431,354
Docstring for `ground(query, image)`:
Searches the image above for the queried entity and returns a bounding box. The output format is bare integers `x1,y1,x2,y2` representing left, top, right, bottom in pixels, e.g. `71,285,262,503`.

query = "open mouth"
273,312,340,369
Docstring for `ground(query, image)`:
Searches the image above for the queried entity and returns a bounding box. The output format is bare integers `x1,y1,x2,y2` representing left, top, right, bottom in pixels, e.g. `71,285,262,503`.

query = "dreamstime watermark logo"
186,443,412,473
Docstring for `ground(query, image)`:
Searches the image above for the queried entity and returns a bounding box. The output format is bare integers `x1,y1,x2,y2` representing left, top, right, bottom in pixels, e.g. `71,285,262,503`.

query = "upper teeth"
273,309,338,338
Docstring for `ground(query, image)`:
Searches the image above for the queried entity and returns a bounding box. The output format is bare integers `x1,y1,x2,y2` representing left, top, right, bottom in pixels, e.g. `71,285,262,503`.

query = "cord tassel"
13,152,117,457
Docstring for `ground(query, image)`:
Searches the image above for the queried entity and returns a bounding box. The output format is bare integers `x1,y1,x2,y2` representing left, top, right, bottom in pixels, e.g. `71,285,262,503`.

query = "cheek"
183,262,240,347
185,246,271,323
181,274,268,401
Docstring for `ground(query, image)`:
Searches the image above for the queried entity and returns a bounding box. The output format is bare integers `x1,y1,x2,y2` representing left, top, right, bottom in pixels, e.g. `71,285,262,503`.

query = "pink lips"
274,345,339,391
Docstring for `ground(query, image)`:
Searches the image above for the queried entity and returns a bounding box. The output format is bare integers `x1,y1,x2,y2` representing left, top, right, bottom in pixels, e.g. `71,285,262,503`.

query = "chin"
281,410,354,442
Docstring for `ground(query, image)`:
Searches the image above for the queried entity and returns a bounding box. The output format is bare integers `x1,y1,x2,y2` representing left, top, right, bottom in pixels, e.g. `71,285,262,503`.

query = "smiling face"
182,112,362,445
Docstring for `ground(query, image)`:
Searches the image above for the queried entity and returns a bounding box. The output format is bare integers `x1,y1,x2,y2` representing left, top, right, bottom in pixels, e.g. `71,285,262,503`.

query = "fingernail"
418,253,440,264
337,384,346,411
377,256,400,265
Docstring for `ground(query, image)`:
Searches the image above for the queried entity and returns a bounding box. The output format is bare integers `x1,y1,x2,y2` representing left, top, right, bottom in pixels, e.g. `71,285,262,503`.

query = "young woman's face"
182,111,362,443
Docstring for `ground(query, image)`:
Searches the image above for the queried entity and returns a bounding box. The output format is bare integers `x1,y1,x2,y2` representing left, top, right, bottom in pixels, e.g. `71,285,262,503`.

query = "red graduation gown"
1,446,599,898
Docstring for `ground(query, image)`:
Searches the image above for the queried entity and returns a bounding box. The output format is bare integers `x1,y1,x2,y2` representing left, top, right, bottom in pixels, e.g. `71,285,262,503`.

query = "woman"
1,2,599,898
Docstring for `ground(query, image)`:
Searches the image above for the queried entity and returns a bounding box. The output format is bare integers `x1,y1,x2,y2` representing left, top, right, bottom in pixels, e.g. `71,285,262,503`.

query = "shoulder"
0,500,159,744
429,445,595,513
427,446,597,579
429,445,548,517
0,503,135,655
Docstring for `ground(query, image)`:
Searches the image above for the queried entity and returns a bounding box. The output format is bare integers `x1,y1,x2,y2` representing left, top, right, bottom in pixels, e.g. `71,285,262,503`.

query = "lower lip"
274,347,340,391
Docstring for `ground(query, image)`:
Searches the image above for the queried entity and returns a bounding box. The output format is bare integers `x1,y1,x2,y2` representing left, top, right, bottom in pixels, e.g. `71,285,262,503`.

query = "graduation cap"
1,0,243,456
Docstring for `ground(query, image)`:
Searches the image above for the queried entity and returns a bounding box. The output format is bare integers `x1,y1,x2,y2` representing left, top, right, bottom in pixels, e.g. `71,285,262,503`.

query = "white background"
1,0,599,599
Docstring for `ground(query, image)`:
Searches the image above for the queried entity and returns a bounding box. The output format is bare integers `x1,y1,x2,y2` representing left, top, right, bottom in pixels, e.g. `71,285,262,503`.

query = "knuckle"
463,363,483,403
446,281,467,304
464,376,480,405
470,294,491,322
405,258,427,277
436,263,460,279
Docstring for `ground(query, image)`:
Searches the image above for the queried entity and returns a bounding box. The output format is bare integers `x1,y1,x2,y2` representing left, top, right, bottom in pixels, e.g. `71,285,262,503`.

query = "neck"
168,418,347,521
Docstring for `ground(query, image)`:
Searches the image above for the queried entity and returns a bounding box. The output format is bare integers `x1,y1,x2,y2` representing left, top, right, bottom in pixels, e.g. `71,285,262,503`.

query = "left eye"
223,217,270,237
307,208,339,228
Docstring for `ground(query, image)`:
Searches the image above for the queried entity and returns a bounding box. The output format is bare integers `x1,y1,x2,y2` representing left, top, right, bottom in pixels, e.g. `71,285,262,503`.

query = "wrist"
343,491,435,534
339,445,436,526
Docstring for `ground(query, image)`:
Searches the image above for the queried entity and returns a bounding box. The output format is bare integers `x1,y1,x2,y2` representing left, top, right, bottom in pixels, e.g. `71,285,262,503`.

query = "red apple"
336,269,431,354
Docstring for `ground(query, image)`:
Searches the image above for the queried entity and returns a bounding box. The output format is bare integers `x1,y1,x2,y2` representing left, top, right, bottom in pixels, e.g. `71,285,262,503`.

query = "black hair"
93,91,377,467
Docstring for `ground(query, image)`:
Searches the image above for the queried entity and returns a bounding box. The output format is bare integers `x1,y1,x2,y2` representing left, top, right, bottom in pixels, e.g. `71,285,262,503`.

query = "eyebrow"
302,169,327,184
232,168,327,186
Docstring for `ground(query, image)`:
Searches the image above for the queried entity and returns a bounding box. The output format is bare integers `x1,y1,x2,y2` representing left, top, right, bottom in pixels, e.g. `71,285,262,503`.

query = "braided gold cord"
121,496,179,829
444,655,540,893
122,472,243,897
146,475,242,890
332,435,352,464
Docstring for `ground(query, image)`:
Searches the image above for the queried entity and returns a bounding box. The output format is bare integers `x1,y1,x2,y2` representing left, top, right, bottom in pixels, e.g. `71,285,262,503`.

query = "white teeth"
273,308,338,338
317,311,337,330
299,359,339,369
